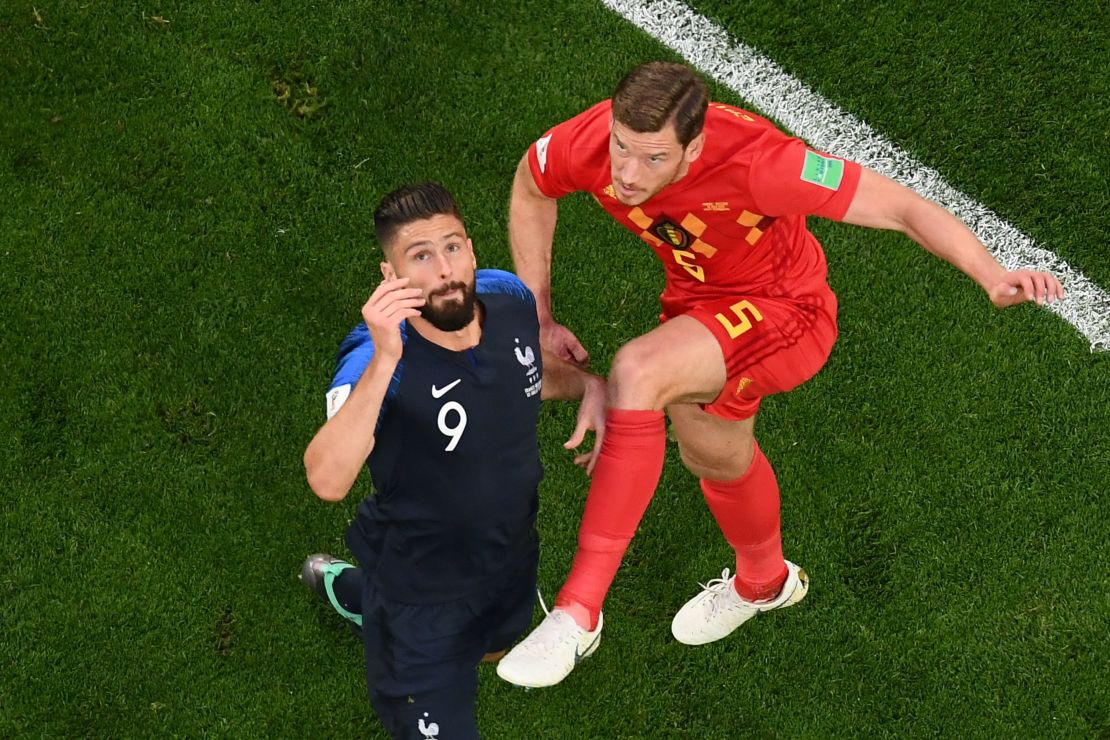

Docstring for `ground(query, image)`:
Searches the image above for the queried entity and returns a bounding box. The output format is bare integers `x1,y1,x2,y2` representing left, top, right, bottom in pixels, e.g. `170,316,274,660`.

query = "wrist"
581,373,605,400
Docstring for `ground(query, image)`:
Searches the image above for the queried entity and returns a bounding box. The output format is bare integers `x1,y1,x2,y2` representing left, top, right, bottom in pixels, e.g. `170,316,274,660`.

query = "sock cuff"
323,563,363,628
578,530,634,553
701,441,768,495
606,408,665,427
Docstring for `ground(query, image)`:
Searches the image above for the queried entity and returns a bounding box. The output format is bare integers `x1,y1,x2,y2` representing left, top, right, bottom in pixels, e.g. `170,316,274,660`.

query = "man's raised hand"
362,277,425,360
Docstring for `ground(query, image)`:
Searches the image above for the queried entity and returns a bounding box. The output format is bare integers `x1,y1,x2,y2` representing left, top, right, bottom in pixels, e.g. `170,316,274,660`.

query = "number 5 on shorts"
715,300,764,339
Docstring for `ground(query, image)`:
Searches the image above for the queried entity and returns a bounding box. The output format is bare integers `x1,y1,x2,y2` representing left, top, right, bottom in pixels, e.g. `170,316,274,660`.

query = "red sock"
700,442,788,602
556,408,666,629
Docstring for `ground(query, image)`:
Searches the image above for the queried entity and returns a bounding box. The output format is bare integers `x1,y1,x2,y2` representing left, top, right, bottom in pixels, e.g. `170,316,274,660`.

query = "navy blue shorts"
361,550,537,739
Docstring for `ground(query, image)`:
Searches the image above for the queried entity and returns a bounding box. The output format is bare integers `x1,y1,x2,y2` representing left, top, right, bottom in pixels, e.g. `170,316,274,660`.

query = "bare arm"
303,353,398,501
841,168,1063,306
540,348,607,474
540,348,600,402
509,152,590,364
303,278,424,502
509,152,559,321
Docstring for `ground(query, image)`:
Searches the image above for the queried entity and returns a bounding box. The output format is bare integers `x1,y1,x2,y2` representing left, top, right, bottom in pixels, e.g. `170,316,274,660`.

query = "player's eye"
446,243,461,252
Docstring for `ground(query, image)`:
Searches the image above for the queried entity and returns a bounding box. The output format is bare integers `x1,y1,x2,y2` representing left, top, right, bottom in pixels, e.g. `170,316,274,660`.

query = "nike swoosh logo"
431,379,461,398
574,631,601,664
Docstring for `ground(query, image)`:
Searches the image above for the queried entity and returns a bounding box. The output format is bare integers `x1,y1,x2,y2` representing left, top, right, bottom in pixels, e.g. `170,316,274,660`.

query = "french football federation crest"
515,338,542,398
514,341,536,372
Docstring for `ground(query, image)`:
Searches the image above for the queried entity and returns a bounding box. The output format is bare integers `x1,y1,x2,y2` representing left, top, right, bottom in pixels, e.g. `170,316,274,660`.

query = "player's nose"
434,251,452,277
619,159,640,185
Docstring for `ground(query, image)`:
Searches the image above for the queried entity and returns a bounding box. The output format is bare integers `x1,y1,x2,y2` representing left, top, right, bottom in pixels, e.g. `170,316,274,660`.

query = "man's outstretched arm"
841,168,1064,307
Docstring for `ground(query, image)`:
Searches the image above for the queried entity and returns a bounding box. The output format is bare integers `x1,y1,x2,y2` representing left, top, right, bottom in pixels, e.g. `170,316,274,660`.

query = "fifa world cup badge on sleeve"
535,134,552,173
326,384,352,419
800,151,844,190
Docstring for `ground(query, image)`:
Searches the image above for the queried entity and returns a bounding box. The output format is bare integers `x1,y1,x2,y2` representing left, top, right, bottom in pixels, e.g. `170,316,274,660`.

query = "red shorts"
666,288,838,420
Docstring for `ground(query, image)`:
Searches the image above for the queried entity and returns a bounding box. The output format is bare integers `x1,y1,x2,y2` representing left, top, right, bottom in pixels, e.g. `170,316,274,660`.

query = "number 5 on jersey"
715,300,763,339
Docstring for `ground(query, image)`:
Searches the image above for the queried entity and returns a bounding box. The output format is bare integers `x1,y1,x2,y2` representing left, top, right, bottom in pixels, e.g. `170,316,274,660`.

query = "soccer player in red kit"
496,61,1064,688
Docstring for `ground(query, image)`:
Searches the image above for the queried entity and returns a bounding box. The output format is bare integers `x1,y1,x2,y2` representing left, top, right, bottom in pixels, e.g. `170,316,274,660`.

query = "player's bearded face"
608,120,699,206
386,214,479,333
421,276,477,332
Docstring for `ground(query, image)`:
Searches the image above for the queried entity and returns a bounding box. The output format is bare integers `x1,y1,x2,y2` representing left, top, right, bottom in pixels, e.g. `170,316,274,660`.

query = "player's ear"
685,132,706,163
467,238,476,269
381,260,395,280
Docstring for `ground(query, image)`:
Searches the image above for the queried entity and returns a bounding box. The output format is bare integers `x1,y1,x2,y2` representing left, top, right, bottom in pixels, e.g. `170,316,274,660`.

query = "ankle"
557,601,597,631
732,575,785,604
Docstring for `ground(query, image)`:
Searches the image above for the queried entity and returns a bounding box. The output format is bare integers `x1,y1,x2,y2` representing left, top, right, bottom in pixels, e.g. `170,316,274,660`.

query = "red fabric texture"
700,443,788,601
556,408,666,628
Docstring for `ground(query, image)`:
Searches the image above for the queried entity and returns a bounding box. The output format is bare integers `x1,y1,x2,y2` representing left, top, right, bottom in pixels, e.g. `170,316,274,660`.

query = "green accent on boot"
322,562,363,628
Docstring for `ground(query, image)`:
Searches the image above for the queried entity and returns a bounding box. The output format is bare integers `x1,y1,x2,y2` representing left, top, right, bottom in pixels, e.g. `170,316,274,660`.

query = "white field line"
601,0,1109,351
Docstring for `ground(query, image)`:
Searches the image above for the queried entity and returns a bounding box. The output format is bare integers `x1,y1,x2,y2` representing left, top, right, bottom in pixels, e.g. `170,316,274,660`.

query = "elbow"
307,473,349,502
305,464,348,503
304,449,353,503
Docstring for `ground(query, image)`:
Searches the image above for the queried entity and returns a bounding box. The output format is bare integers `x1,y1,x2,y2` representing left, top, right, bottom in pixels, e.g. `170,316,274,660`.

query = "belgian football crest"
649,216,691,249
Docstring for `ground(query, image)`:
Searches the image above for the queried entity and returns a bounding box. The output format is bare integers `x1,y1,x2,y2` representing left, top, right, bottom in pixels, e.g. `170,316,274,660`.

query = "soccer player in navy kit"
300,182,605,739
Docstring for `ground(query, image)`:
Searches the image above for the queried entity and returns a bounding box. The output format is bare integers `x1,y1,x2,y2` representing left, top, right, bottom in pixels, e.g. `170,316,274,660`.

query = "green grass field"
3,1,1108,737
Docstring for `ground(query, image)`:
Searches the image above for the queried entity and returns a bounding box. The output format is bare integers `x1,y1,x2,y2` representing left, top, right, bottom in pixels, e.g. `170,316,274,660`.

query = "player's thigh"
684,293,837,420
609,315,728,409
370,675,479,740
667,402,756,481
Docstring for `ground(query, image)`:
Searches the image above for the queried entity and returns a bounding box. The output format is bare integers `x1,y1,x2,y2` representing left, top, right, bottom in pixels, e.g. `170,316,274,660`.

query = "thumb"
990,283,1019,305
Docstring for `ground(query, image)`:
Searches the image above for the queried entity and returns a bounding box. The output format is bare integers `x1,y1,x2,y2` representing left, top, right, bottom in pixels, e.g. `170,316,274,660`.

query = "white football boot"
496,608,603,688
671,561,808,646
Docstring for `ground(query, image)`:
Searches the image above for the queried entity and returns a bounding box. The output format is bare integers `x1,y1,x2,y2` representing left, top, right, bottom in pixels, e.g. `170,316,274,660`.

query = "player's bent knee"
608,343,670,409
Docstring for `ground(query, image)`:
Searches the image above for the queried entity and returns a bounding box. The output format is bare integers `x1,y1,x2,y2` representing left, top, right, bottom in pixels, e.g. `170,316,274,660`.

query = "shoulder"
528,101,612,197
702,103,790,161
476,269,537,308
331,324,374,389
548,99,611,142
325,322,408,417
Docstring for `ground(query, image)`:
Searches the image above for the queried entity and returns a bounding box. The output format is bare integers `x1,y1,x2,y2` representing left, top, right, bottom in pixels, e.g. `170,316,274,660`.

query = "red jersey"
527,100,861,318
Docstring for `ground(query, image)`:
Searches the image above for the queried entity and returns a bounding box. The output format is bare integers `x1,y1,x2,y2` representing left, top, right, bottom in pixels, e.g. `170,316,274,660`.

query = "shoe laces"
696,568,740,617
525,609,583,653
536,587,550,617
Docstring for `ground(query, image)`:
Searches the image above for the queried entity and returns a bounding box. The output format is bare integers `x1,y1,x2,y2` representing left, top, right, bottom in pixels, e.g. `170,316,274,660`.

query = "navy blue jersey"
325,270,544,603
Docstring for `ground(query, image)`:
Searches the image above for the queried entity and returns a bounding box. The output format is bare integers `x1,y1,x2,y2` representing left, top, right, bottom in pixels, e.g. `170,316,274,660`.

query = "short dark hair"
374,182,464,251
611,62,709,147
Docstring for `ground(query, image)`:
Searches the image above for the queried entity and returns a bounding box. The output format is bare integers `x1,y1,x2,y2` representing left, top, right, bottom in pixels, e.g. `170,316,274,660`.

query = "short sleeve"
324,324,404,427
747,137,862,220
325,325,374,418
526,101,610,199
475,269,536,307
